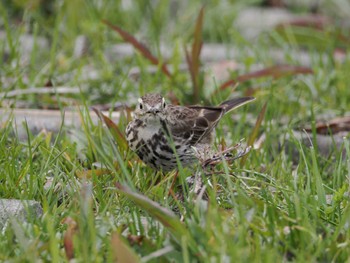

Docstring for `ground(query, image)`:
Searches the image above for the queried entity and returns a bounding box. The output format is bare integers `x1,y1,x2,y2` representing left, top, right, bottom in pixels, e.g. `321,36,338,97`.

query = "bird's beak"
146,108,160,114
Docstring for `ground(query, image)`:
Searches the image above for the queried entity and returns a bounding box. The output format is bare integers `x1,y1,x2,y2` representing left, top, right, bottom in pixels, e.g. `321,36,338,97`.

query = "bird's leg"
168,170,179,196
202,139,251,169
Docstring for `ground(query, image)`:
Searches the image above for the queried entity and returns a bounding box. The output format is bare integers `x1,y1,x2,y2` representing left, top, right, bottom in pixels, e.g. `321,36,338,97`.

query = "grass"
1,0,350,262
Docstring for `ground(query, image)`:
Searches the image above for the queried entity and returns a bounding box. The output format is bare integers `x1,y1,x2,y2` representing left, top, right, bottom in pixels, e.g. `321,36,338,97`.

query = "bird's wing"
166,105,224,145
165,97,255,145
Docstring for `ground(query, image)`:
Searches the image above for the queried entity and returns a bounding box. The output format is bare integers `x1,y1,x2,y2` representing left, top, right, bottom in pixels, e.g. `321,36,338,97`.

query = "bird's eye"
139,103,143,110
162,98,166,108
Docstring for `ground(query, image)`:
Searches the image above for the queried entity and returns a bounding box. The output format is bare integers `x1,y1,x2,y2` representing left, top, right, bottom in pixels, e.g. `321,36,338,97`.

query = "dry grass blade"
184,46,196,97
277,15,331,30
92,107,128,151
219,65,314,91
116,183,181,229
111,232,140,263
192,7,204,67
275,19,350,49
241,101,267,166
191,6,204,103
115,183,195,249
62,217,78,260
102,20,172,78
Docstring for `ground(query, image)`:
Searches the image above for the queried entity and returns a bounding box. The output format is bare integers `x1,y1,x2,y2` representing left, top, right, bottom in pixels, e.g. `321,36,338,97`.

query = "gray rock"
235,7,296,40
283,130,349,164
73,35,90,58
0,199,43,228
0,108,121,140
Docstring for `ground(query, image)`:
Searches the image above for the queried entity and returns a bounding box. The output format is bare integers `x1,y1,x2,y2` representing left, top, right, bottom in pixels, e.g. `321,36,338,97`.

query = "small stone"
73,35,90,58
0,199,43,228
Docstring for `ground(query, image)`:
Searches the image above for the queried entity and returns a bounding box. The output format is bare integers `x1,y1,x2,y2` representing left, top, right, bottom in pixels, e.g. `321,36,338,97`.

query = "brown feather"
166,97,254,146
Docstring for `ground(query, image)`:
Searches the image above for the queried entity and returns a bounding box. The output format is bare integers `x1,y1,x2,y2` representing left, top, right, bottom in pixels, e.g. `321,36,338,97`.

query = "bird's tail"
219,97,255,113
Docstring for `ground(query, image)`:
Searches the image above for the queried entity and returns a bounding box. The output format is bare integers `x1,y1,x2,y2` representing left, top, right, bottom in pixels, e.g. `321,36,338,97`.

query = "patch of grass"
1,0,350,262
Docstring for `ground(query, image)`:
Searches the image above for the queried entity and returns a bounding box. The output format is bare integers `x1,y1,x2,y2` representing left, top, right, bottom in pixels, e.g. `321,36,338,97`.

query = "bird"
125,93,255,171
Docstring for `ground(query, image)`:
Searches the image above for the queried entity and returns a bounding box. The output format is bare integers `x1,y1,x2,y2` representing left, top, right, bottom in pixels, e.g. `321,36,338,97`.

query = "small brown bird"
126,93,255,171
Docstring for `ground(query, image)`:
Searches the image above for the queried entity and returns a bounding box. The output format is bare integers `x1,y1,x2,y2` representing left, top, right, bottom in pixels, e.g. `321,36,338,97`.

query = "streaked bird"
126,93,255,171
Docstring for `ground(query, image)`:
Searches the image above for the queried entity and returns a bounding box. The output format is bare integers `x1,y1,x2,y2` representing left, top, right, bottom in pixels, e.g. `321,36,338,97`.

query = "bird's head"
135,93,167,121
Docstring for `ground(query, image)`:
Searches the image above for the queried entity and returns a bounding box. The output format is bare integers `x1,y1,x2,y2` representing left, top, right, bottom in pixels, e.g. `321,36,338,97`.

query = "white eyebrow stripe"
138,98,143,104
